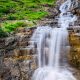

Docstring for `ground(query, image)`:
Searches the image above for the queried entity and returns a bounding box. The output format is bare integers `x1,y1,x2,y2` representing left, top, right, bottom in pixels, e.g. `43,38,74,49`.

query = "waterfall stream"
31,0,77,80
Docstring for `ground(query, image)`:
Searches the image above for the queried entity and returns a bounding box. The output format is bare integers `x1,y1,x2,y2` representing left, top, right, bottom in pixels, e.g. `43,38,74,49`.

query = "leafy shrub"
0,1,16,14
0,0,56,20
7,14,17,20
0,28,8,38
26,11,48,20
2,22,24,32
40,0,56,4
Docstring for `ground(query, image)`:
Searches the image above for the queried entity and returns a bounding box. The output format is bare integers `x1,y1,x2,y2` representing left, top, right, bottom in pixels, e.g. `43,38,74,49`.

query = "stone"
5,37,17,49
68,28,80,69
0,49,5,57
3,58,21,80
15,33,31,47
14,47,34,57
0,38,5,49
0,68,11,80
69,32,80,46
5,49,14,58
3,55,37,80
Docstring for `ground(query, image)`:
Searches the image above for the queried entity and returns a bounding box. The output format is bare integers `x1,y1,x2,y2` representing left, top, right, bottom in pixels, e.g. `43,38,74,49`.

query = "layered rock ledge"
68,26,80,80
0,27,37,80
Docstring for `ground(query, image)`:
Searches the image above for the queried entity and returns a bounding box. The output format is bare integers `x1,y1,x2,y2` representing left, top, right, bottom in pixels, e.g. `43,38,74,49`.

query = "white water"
31,0,77,80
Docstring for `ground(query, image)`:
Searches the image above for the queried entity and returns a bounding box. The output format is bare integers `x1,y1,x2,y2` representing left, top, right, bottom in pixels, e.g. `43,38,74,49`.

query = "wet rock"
68,67,80,80
56,0,80,21
47,7,59,18
73,0,80,15
56,0,78,10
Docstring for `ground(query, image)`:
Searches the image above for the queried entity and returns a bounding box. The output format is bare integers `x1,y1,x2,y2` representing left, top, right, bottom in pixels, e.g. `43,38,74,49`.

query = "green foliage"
0,27,8,38
2,22,25,32
25,11,48,20
0,0,56,20
0,0,17,13
0,0,56,37
40,0,56,4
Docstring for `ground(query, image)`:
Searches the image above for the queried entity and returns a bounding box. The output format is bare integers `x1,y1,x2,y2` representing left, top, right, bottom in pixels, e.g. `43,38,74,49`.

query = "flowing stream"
31,0,77,80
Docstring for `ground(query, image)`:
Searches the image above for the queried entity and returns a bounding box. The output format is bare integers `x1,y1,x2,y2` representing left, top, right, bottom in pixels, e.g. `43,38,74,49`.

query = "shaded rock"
5,37,17,49
47,7,59,18
0,38,5,49
56,0,78,10
72,0,80,16
5,49,14,58
0,49,5,57
0,68,12,80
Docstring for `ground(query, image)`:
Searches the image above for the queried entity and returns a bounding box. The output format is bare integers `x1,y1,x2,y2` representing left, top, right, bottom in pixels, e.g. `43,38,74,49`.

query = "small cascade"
31,0,77,80
59,0,77,28
31,26,52,67
49,28,69,68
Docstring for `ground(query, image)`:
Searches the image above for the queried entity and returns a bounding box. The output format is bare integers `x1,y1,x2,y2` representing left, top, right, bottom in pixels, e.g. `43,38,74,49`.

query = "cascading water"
31,0,77,80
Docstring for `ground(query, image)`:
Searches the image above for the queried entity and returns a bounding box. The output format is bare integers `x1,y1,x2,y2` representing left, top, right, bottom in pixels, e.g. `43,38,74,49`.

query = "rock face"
40,0,80,27
0,27,37,80
56,0,78,10
68,26,80,69
56,0,80,25
73,0,80,16
68,26,80,80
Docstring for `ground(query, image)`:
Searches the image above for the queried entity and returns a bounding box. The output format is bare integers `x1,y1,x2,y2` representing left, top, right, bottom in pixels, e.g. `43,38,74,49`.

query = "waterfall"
31,0,77,80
